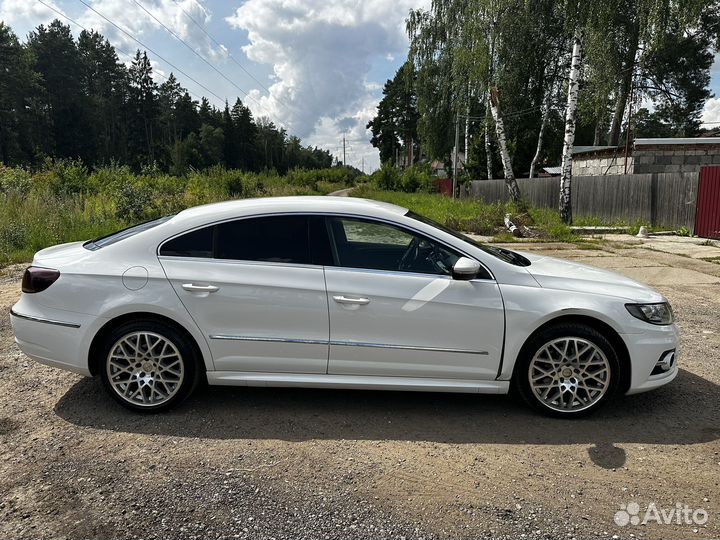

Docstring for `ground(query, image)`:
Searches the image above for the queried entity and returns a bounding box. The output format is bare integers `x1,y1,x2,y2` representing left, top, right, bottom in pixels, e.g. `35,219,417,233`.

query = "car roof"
173,196,408,225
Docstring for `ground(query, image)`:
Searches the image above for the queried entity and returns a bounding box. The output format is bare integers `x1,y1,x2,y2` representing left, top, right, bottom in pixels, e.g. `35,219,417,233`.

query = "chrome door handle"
182,283,219,293
333,295,370,305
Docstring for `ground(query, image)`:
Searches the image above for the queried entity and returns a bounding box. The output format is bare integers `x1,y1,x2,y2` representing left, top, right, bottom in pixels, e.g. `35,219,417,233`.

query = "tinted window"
160,226,213,258
216,215,310,264
85,215,174,251
328,217,461,275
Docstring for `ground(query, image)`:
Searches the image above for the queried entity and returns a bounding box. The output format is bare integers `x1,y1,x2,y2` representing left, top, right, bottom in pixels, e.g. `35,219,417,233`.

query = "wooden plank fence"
462,172,699,231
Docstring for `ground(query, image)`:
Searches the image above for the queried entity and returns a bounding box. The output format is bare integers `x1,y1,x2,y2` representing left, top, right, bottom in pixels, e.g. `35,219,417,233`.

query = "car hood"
518,252,665,303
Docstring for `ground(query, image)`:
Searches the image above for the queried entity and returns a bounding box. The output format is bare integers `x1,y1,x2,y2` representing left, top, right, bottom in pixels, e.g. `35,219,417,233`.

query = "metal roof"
542,166,562,175
635,137,720,145
571,145,617,155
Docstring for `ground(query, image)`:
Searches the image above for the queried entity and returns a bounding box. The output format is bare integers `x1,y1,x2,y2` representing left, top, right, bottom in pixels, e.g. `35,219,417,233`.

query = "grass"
354,186,582,242
0,163,354,266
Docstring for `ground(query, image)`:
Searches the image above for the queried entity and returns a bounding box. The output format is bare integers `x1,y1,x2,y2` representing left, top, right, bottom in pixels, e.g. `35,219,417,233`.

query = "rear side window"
216,215,309,263
160,215,325,265
160,227,213,258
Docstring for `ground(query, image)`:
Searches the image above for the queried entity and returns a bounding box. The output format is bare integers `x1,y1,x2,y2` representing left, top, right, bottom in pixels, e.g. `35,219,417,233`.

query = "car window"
160,226,213,258
328,217,461,275
216,215,310,264
85,215,174,251
406,211,531,267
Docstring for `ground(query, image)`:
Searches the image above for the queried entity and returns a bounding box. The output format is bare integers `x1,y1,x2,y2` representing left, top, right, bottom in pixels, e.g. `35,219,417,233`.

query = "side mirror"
452,257,481,280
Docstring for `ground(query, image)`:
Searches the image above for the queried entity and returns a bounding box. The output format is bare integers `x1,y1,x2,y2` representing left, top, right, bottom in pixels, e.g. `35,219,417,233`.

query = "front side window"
327,217,461,275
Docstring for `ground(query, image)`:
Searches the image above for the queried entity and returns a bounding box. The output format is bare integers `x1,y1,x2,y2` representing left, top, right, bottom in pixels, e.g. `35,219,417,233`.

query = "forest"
367,0,720,221
0,20,334,174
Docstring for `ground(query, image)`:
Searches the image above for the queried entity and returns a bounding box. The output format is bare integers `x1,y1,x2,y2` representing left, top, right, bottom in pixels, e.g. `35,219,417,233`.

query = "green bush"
399,164,434,193
0,165,32,195
371,162,400,190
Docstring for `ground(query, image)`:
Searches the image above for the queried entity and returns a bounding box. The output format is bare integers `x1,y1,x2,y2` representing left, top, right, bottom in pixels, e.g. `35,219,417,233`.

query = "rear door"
323,216,505,380
159,215,331,374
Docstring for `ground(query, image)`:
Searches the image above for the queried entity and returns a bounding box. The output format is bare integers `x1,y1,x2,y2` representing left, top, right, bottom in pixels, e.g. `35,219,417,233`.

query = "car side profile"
10,196,679,417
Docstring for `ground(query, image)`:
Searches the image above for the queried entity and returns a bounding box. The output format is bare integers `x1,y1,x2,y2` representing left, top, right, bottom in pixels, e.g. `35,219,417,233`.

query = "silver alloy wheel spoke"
106,331,184,407
529,337,610,413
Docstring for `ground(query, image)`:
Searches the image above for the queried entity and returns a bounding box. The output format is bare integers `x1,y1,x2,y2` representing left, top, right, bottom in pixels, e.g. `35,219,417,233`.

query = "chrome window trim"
208,334,488,355
10,309,81,329
157,211,495,281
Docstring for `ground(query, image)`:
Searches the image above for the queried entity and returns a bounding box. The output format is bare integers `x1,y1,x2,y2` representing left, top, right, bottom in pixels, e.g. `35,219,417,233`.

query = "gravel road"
0,242,718,540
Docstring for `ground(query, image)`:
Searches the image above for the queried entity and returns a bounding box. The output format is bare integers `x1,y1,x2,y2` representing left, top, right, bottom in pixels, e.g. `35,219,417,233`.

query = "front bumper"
9,300,99,377
622,323,680,395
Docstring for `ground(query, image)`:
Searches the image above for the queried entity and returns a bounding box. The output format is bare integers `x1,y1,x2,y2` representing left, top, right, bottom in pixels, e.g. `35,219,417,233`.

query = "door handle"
182,283,219,293
333,295,370,305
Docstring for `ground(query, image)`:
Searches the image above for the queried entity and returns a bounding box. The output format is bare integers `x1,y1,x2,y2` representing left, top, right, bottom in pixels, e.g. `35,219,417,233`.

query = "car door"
158,215,331,374
323,216,505,380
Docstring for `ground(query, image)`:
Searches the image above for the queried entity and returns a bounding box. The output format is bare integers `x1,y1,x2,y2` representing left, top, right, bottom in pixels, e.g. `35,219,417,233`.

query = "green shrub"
371,162,400,190
0,165,32,195
34,158,90,195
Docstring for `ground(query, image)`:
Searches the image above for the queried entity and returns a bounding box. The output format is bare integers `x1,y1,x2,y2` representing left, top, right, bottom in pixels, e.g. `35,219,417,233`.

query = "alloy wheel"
106,331,185,407
528,337,611,413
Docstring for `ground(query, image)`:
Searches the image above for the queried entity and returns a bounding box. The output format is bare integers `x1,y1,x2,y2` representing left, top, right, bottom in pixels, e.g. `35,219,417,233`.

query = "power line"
130,0,287,129
35,0,209,103
74,0,227,104
170,0,294,114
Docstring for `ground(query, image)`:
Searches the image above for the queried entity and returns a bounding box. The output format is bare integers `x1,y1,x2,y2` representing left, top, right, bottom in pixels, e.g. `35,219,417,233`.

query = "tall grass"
0,162,354,265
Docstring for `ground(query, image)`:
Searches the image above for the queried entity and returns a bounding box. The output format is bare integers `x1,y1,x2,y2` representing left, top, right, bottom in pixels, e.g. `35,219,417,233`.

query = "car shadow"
54,367,719,469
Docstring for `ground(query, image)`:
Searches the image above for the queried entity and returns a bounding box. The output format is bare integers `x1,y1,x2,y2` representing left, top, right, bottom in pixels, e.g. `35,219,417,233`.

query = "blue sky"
2,0,719,171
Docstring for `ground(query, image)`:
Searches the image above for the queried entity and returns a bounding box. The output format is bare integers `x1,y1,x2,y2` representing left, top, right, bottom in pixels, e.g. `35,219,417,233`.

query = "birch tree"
559,28,583,224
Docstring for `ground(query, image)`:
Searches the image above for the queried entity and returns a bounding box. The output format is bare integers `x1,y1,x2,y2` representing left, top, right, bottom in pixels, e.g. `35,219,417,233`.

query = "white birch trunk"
485,97,493,180
489,86,522,204
529,91,551,179
559,29,583,224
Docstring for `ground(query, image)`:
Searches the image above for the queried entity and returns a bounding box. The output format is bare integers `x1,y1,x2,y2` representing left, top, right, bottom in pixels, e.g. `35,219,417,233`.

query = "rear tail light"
22,266,60,293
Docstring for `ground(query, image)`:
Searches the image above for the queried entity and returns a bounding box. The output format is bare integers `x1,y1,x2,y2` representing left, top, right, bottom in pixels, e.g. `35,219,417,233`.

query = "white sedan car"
10,196,678,417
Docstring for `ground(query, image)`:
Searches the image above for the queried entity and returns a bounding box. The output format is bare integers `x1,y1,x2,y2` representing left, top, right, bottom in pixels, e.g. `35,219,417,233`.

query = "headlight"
625,302,674,325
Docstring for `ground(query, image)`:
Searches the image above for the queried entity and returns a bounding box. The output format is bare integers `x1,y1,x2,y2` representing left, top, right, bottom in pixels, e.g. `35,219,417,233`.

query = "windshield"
406,211,531,267
84,215,174,251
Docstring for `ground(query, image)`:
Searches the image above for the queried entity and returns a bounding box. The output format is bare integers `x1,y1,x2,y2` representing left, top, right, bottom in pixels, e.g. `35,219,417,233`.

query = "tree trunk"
484,98,493,180
529,91,551,179
560,29,583,225
607,24,639,146
489,87,522,203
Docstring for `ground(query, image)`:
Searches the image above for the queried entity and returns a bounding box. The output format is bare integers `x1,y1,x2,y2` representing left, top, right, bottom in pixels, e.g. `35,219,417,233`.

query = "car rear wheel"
515,323,620,418
99,320,199,412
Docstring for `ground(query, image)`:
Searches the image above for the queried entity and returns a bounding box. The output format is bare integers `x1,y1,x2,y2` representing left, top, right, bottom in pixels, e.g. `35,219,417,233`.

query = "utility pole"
361,157,364,174
342,134,346,167
452,111,460,199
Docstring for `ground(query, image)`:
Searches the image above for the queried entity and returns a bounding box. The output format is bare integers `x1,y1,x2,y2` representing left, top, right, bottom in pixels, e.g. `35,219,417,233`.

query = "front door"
159,215,330,374
324,216,505,380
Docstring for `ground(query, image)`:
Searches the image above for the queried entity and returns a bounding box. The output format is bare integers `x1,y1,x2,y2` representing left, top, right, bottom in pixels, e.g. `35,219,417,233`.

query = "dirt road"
1,242,718,539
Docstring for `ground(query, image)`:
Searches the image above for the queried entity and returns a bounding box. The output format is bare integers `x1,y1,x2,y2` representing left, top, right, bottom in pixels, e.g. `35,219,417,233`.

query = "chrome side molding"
208,334,488,355
10,309,81,329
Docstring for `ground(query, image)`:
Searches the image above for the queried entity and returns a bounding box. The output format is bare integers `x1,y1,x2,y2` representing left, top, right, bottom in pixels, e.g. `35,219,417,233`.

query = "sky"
1,0,720,172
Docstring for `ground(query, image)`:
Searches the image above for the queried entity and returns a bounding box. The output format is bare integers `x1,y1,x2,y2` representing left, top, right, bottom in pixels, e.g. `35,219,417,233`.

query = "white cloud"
701,97,720,126
226,0,428,171
77,0,225,60
0,0,59,27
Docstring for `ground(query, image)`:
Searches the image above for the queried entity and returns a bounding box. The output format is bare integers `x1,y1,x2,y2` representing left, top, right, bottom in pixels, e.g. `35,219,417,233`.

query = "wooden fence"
462,172,700,231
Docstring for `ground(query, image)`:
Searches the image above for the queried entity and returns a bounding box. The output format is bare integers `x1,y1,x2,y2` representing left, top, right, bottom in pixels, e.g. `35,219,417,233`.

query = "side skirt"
206,372,510,394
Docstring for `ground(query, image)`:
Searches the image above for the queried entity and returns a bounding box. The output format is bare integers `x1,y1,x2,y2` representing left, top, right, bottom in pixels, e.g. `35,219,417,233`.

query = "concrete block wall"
572,154,631,176
632,144,720,174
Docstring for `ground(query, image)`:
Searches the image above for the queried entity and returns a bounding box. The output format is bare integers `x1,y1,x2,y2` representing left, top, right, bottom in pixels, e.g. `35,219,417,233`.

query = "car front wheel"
99,320,199,412
515,323,620,418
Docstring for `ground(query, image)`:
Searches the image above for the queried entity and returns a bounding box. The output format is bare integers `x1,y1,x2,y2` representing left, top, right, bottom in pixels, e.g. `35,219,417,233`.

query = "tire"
514,323,620,418
99,319,200,412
